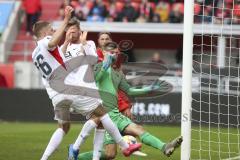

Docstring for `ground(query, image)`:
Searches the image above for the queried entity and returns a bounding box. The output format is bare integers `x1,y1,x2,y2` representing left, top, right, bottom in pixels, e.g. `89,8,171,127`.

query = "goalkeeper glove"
102,53,117,70
143,80,163,92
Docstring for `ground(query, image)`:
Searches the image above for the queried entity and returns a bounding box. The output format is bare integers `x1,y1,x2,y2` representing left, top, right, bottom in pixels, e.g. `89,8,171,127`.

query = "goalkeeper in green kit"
78,42,182,160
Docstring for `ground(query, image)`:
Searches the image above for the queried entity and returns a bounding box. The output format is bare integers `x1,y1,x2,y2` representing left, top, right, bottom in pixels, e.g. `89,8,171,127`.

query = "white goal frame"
181,0,194,160
181,1,240,160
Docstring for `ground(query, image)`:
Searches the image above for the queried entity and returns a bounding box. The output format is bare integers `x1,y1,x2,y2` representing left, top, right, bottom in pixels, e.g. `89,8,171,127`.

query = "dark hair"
98,32,112,39
32,21,50,38
103,41,118,51
66,18,80,30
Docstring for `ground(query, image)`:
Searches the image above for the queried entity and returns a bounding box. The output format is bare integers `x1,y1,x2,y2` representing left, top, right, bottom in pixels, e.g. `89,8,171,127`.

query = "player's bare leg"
104,144,118,160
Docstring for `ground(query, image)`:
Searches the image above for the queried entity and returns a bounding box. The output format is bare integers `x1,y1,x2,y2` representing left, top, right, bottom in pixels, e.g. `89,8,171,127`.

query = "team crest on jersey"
64,51,72,59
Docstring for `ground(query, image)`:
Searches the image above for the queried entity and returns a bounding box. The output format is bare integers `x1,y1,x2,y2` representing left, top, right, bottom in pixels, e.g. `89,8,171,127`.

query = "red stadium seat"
234,5,240,16
116,2,124,12
0,64,14,88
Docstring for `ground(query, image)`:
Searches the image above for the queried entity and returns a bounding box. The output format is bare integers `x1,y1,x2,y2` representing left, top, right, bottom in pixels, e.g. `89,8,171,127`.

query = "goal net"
187,0,240,159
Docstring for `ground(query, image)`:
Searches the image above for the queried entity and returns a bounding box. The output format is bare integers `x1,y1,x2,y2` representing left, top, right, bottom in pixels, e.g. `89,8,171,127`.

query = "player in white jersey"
60,20,106,160
60,18,141,160
32,6,75,160
32,9,141,160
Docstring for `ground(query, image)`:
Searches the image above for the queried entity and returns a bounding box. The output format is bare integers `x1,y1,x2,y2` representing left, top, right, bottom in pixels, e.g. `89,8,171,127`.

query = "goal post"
181,0,194,160
181,0,240,160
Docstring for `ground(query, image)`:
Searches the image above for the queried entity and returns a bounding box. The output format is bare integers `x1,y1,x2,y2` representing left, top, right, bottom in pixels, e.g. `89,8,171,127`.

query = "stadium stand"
7,0,239,63
8,0,60,62
58,0,185,23
1,0,240,89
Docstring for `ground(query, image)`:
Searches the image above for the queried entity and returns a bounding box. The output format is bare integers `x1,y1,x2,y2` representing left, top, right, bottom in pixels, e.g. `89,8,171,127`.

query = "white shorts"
51,94,102,123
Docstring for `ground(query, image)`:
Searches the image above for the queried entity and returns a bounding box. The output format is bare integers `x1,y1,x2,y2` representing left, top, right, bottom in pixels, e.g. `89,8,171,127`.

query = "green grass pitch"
0,122,239,160
0,122,181,160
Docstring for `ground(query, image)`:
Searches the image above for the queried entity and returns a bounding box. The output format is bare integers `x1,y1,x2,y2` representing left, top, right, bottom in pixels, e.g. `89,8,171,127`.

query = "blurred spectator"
89,0,108,18
194,2,201,23
75,9,86,21
23,0,42,35
87,8,104,22
151,52,165,64
118,0,138,22
139,0,154,22
108,2,119,21
233,2,240,24
0,73,7,88
152,14,161,23
169,3,184,23
70,0,80,8
214,2,230,24
75,0,91,19
56,0,240,24
202,5,213,23
155,2,170,23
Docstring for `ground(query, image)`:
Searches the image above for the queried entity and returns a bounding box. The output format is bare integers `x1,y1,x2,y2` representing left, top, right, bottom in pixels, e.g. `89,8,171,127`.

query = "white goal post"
181,0,240,160
181,0,194,159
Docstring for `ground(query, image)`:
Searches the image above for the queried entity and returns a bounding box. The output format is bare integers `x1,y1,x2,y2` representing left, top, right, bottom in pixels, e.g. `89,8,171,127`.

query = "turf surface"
0,122,181,160
0,122,239,160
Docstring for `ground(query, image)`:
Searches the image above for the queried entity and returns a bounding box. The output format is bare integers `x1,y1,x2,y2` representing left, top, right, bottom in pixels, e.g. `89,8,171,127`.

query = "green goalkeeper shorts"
104,110,133,145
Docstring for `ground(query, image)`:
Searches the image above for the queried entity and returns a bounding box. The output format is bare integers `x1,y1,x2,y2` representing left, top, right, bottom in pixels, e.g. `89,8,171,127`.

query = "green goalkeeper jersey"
94,63,130,111
94,62,150,112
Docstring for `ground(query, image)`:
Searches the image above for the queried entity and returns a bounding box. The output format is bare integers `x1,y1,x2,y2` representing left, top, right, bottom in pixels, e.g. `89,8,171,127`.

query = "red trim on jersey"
97,48,104,62
118,90,132,112
49,48,66,69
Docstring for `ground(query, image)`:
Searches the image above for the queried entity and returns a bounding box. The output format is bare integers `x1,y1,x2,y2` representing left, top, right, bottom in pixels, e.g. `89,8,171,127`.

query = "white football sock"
40,128,65,160
73,120,97,151
100,114,129,150
93,129,105,160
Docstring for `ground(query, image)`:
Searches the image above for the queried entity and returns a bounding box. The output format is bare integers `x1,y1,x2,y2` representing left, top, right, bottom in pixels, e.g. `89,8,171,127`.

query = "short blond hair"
32,21,50,38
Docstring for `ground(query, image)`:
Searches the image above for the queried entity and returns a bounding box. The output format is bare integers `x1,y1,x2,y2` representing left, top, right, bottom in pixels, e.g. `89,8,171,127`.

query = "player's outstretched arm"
119,79,148,96
48,6,73,49
119,77,161,97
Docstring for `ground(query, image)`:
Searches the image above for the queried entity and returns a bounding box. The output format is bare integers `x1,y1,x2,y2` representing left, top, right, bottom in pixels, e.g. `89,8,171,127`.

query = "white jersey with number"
33,37,101,115
32,36,66,99
56,40,102,116
62,40,99,90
